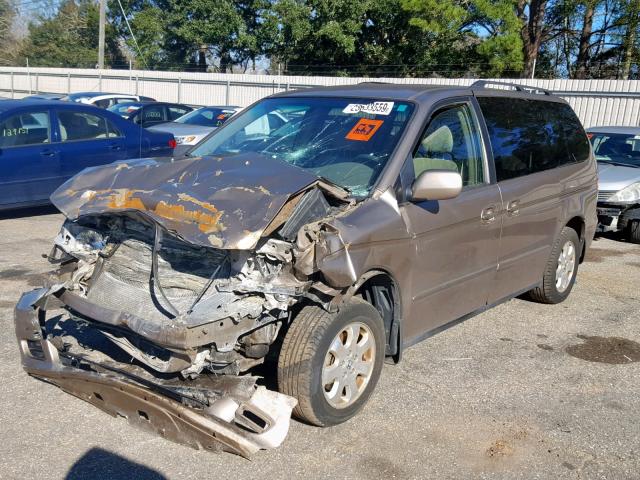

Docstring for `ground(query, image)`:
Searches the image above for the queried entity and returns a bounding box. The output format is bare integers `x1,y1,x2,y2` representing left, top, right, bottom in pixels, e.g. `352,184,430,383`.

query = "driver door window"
412,104,485,187
57,111,118,141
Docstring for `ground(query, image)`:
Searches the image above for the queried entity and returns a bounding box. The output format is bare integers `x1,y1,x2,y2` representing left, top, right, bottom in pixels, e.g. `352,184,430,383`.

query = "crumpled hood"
51,154,338,250
597,162,640,192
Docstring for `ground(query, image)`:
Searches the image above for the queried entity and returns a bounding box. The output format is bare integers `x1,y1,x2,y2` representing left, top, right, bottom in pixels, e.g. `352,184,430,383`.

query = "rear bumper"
14,288,296,458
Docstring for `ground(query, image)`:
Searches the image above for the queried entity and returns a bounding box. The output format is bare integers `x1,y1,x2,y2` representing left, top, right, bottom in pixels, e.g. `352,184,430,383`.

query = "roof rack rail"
470,80,552,96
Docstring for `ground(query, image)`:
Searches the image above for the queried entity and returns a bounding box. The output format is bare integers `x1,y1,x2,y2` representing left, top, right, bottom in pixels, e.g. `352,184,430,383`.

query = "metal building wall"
1,66,639,128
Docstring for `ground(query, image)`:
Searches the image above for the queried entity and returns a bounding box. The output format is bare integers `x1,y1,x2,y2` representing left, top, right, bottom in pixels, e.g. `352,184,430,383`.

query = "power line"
115,0,147,69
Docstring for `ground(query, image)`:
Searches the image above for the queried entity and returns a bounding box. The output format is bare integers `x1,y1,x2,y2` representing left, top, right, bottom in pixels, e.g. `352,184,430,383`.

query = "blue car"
0,99,176,210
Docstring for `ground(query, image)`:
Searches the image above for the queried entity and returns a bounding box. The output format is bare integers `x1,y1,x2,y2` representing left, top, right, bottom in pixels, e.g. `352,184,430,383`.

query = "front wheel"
628,220,640,244
526,226,580,304
277,299,385,426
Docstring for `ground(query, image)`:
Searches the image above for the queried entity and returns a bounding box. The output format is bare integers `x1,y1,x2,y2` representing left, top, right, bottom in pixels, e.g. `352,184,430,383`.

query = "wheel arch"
345,269,403,363
565,215,586,263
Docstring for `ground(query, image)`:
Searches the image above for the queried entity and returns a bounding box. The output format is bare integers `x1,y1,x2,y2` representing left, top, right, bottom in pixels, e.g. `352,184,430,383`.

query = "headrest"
422,125,453,153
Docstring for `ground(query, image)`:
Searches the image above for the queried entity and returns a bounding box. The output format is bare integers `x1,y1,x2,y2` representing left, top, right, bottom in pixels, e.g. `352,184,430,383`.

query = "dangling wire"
150,223,179,318
187,255,229,315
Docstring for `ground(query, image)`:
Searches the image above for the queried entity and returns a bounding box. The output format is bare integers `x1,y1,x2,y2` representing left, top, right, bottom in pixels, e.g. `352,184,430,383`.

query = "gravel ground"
0,207,638,480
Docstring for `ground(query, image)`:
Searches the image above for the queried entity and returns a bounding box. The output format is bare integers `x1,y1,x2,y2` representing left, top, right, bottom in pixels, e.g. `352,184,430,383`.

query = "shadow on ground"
65,448,167,480
593,230,628,243
0,205,59,220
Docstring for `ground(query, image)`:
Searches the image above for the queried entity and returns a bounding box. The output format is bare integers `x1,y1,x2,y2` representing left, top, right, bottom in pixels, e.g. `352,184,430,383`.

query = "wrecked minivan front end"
15,153,355,457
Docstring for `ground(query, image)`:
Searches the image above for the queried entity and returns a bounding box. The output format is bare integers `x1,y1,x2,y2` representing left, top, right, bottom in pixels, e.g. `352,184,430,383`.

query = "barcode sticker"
343,101,394,116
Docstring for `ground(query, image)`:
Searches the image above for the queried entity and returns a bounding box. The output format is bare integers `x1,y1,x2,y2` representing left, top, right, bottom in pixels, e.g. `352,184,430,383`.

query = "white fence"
1,66,640,128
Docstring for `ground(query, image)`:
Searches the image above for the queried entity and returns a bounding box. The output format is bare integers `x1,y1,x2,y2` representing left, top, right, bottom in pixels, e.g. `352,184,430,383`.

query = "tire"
527,226,580,304
628,220,640,244
277,299,385,427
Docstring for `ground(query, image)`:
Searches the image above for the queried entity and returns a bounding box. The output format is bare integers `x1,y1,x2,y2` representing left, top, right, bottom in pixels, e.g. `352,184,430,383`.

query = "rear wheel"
527,226,580,304
628,220,640,244
277,299,385,426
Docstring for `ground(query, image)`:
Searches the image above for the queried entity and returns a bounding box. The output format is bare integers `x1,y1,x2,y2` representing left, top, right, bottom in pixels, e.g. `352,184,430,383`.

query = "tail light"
168,138,177,149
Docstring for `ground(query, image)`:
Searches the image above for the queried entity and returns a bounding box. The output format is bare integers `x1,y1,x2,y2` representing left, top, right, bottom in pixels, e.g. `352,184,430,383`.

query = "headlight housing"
608,182,640,203
175,135,197,145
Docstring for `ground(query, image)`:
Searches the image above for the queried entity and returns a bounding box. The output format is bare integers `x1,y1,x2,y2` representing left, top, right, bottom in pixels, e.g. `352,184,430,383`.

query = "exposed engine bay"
47,198,345,379
14,152,369,456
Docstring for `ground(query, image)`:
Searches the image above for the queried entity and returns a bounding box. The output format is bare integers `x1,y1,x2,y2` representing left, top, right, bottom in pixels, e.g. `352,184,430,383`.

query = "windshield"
177,107,237,127
107,103,140,117
589,132,640,167
190,97,413,196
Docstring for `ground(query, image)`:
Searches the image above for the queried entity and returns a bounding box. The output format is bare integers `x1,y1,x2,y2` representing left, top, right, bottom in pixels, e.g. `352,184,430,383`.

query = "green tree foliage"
402,0,525,76
0,0,19,66
6,0,640,77
18,0,125,68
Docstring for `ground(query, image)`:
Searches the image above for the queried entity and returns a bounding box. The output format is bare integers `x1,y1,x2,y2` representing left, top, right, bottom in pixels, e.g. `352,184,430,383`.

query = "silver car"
588,126,640,243
149,106,241,156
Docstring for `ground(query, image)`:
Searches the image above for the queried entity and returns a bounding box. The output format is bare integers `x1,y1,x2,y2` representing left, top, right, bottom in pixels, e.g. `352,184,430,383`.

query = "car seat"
413,125,459,177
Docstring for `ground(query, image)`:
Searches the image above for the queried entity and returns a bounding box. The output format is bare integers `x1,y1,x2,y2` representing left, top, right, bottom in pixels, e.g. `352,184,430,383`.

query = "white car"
149,106,242,155
61,92,156,109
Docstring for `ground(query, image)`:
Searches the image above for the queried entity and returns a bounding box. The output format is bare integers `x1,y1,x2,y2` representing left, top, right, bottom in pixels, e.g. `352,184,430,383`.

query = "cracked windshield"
190,97,414,196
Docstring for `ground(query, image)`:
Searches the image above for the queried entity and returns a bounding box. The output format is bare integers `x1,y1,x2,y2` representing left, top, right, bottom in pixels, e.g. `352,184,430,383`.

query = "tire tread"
277,305,332,425
527,226,579,304
629,220,640,244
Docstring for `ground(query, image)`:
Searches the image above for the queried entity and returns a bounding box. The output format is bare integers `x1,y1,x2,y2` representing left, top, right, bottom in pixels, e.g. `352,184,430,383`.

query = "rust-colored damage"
106,189,147,210
50,153,346,250
99,189,226,235
155,201,224,234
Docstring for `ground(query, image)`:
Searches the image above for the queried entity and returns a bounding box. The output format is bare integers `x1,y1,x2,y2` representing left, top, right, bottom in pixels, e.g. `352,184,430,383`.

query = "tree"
471,0,525,76
402,0,524,77
574,1,596,78
0,0,20,66
516,0,551,77
108,0,197,70
620,0,640,78
18,0,125,68
166,0,244,72
10,0,640,78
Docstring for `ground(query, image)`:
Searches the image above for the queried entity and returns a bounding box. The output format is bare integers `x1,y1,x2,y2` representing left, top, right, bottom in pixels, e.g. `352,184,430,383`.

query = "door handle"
108,143,122,151
481,206,496,223
507,200,520,216
40,149,56,157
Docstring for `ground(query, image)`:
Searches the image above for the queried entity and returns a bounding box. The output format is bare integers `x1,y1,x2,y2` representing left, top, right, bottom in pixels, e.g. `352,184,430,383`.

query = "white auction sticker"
343,101,395,116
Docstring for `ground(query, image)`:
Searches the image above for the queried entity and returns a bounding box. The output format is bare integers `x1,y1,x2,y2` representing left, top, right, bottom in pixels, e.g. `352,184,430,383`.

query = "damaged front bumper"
14,288,297,458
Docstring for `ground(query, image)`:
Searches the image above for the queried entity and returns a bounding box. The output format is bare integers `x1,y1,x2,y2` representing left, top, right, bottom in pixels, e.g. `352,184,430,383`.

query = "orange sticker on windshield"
345,118,383,141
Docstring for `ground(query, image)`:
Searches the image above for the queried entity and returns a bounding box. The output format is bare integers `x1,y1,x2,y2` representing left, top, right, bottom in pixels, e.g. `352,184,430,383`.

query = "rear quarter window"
477,97,590,181
57,110,121,141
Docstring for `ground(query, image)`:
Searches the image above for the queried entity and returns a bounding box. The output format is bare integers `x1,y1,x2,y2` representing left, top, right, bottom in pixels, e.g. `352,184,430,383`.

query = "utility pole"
531,57,536,80
98,0,106,69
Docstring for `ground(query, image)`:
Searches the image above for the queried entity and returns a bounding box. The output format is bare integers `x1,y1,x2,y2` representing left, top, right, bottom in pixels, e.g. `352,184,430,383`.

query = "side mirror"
411,170,462,201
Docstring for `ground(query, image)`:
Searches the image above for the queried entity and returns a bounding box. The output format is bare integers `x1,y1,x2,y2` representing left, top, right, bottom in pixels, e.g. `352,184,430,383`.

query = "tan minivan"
16,81,597,456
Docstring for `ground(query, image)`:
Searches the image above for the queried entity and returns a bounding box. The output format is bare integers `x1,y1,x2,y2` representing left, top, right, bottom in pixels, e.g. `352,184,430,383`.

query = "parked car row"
60,92,156,108
0,91,241,209
0,99,175,209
